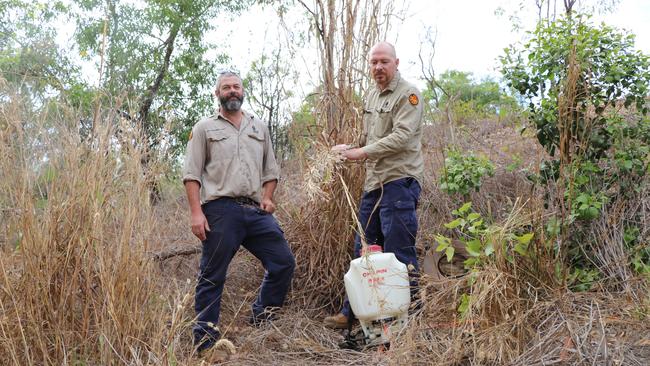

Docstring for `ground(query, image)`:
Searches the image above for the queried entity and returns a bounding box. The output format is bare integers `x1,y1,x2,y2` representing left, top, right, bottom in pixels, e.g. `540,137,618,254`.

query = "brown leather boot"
323,313,349,329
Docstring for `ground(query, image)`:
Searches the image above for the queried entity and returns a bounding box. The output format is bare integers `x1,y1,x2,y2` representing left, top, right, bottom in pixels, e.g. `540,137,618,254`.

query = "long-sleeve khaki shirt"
182,110,280,204
360,71,425,192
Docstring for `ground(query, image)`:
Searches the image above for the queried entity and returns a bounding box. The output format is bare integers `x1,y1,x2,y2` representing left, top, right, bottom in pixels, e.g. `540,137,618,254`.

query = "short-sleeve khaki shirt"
360,71,425,192
182,110,280,204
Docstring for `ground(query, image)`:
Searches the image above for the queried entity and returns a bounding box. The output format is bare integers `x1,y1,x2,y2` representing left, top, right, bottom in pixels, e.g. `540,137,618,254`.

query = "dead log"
152,244,201,261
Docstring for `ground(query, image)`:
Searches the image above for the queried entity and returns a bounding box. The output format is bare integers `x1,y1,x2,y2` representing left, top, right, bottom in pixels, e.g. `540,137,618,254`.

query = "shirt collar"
214,109,252,129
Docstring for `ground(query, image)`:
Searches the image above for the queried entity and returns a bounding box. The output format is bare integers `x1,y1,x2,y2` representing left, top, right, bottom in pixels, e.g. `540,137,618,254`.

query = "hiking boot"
249,308,277,327
323,313,349,329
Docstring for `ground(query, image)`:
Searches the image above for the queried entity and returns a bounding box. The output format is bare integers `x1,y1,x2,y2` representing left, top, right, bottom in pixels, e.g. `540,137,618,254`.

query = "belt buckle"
235,197,257,207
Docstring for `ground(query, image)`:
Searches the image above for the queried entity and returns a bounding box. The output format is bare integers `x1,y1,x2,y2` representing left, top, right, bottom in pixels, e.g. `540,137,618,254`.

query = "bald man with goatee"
325,41,424,329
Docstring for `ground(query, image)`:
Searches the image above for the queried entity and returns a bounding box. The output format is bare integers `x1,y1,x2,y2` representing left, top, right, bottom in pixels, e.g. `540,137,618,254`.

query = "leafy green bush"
435,202,534,269
500,14,650,284
439,149,494,196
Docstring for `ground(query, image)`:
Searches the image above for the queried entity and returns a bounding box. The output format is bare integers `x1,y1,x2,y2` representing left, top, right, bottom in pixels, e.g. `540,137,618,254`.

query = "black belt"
231,196,259,207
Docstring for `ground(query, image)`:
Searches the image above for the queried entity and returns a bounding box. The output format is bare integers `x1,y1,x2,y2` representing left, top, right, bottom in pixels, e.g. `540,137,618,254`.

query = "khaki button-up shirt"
360,71,425,192
182,110,280,204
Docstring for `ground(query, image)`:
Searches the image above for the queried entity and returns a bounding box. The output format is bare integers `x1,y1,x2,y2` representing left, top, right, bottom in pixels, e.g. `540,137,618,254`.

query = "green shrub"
501,13,650,284
439,149,494,196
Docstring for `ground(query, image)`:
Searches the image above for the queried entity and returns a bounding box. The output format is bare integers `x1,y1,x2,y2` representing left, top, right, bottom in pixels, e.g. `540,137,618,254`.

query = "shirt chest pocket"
245,130,265,158
206,130,230,143
205,130,233,155
370,102,396,138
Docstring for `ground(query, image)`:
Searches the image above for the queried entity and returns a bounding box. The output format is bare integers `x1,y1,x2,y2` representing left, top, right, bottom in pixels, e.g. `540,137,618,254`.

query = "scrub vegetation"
1,0,649,365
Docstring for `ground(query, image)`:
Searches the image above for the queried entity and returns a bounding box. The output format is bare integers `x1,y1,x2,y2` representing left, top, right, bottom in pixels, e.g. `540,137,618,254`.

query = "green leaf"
458,202,472,214
515,233,534,245
445,246,455,262
467,212,481,221
444,218,463,229
484,242,495,256
587,207,600,219
435,234,451,245
623,160,633,170
466,239,482,257
464,257,478,267
458,293,470,317
514,242,528,256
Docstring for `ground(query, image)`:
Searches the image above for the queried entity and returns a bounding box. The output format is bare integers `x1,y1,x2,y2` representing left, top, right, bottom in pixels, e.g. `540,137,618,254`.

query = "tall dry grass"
0,83,194,364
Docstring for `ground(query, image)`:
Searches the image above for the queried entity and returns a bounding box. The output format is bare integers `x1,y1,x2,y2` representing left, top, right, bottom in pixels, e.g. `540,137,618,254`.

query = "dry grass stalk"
588,197,634,288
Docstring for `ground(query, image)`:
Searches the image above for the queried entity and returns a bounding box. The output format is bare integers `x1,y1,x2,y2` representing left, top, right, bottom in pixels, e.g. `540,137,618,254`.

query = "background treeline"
1,0,649,365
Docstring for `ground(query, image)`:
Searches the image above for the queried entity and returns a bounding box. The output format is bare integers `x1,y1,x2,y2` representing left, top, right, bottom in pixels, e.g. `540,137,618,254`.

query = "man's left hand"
342,148,368,161
260,198,276,213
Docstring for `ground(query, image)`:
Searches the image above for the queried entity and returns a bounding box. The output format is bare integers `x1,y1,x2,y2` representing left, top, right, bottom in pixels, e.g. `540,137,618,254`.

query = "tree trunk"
137,23,179,203
138,23,179,129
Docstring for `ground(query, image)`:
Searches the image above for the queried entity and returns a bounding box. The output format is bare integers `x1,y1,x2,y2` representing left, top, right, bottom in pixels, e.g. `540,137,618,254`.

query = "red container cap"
362,245,383,255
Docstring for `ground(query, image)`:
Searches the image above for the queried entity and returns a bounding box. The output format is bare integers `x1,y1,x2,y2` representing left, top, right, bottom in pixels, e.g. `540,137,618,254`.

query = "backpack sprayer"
339,245,411,350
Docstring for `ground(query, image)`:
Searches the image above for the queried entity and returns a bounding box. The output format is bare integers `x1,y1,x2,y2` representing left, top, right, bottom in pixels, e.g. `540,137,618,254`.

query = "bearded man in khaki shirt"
325,42,424,329
183,71,295,355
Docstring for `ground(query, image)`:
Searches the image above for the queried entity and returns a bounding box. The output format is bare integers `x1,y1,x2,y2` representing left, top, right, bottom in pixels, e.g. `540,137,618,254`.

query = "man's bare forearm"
262,179,277,201
185,180,202,213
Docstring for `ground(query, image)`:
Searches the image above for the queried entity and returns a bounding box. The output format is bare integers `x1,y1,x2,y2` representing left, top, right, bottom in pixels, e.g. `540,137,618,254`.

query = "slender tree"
244,46,298,160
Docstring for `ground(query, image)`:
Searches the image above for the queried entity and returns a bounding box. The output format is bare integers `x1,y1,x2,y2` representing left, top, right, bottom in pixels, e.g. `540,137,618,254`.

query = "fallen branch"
152,244,201,261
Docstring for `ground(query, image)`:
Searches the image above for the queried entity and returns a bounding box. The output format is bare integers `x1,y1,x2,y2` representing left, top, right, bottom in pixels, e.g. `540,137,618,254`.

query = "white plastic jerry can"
344,245,410,345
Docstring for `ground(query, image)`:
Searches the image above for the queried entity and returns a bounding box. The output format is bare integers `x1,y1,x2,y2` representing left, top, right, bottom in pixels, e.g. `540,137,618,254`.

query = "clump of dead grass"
302,145,346,201
285,143,365,311
0,84,195,364
283,0,394,313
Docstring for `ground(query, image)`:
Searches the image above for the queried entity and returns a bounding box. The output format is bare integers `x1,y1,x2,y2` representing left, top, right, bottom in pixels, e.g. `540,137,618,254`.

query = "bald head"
368,41,399,90
370,41,397,59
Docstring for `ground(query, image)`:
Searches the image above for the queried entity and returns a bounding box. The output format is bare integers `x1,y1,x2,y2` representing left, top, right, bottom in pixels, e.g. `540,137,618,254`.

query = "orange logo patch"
408,94,419,106
188,131,193,141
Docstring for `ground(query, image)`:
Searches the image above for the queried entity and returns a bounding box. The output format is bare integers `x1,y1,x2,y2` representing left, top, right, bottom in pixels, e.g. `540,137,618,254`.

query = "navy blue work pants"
341,177,421,317
193,198,295,343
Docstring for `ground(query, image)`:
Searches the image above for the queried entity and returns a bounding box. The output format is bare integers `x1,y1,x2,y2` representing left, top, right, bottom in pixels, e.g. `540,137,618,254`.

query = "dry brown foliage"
0,85,197,364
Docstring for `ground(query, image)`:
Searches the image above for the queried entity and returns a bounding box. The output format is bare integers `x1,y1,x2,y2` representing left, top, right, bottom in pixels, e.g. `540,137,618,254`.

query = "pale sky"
219,0,650,93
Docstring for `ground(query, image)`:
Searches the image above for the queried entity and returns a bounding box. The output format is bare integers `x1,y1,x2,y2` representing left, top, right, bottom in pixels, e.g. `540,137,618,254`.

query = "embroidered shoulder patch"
408,94,419,106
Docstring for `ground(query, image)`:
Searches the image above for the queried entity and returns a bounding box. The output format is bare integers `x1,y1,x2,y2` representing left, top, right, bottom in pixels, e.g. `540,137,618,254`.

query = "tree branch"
138,23,180,127
152,244,201,261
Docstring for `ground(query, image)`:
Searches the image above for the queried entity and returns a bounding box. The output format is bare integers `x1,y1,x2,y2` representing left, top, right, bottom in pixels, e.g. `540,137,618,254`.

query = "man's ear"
395,58,400,68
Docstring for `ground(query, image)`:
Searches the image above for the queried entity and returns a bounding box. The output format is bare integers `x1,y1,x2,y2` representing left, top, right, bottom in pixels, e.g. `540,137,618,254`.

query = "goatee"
220,93,244,112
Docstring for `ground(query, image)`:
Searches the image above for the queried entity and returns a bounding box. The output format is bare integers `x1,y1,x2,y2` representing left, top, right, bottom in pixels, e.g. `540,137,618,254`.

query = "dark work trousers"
341,177,421,318
193,198,295,344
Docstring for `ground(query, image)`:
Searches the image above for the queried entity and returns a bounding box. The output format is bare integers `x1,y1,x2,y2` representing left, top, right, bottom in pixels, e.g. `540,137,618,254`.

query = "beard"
219,92,244,112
